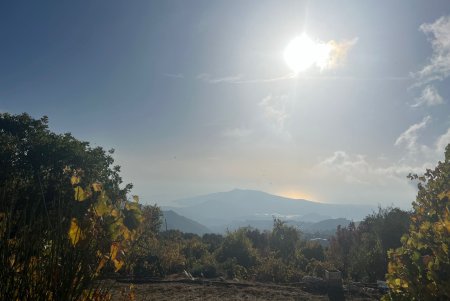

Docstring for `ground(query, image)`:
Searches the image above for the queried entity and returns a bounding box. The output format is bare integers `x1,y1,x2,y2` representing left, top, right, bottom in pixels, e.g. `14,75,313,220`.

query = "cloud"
197,73,243,84
415,15,450,84
394,116,431,151
409,15,450,107
197,73,295,84
316,120,450,201
436,128,450,153
412,85,444,107
222,127,253,138
259,95,288,132
326,37,359,69
318,151,371,184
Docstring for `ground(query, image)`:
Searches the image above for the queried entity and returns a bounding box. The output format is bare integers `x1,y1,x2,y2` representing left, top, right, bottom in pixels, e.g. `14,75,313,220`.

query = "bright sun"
284,34,332,74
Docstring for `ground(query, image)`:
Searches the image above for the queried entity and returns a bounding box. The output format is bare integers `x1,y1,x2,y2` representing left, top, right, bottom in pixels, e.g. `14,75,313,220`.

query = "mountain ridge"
163,189,375,228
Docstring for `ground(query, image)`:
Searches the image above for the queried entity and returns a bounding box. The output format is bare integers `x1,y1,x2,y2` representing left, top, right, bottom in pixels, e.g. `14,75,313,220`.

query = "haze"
1,1,450,207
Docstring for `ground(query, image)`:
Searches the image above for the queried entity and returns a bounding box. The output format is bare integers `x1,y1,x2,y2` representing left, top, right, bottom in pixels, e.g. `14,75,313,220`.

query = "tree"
0,113,142,300
270,218,302,262
385,144,450,300
327,222,357,278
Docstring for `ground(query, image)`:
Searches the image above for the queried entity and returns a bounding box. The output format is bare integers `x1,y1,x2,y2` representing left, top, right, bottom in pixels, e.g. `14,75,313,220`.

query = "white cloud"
326,37,359,69
222,127,253,138
416,15,450,84
409,15,450,107
412,85,444,107
197,73,295,84
436,128,450,153
259,95,288,132
318,151,370,184
197,73,243,84
316,121,450,205
394,116,431,151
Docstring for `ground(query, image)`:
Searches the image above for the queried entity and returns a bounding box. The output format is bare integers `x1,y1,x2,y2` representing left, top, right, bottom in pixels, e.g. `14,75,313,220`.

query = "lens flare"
284,34,333,74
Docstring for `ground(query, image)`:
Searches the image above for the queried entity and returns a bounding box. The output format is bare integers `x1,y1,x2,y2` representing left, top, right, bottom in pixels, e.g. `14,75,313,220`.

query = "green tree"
216,229,258,269
0,113,141,300
270,218,302,262
384,144,450,300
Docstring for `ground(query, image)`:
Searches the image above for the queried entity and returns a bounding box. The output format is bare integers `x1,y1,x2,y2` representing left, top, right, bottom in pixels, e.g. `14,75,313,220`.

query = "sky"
1,1,450,207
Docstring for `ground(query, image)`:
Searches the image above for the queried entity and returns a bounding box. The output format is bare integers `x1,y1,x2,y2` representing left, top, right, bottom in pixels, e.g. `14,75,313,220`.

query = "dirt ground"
105,279,379,301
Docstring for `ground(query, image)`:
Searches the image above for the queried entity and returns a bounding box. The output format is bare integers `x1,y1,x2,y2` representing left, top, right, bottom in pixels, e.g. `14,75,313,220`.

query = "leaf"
438,191,450,200
96,257,107,274
71,175,80,185
94,198,110,216
113,258,124,272
132,195,139,203
68,218,84,246
412,251,421,262
92,182,102,192
110,242,119,260
74,186,87,202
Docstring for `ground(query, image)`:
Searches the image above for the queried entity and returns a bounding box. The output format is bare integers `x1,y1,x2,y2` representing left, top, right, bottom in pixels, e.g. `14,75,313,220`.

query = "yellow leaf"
92,182,102,192
74,186,87,202
122,227,131,240
113,258,124,272
132,195,139,203
68,218,84,246
94,198,110,217
438,191,450,200
96,257,108,274
111,209,120,217
71,175,80,185
110,242,119,260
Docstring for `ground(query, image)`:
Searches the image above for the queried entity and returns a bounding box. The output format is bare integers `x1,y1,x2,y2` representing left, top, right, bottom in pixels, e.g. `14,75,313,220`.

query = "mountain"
162,210,211,235
164,189,374,229
207,218,353,234
296,218,352,233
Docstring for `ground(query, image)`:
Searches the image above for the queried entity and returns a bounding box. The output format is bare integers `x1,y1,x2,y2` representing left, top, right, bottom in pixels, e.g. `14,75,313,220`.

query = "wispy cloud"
222,127,253,138
412,85,444,107
318,151,371,184
394,116,431,151
415,15,450,84
197,73,243,84
325,37,359,69
317,119,450,192
197,73,295,85
259,95,289,132
410,15,450,107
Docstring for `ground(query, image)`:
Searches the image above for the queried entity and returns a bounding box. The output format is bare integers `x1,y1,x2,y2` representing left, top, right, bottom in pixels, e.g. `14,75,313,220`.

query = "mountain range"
162,189,375,232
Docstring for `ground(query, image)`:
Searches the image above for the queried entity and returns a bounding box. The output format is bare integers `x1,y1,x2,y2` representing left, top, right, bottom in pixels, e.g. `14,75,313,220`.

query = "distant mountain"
208,218,353,234
296,218,352,233
164,189,375,229
162,210,211,235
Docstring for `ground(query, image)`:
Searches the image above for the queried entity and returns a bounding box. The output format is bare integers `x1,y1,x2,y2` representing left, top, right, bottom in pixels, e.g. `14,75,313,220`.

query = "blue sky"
1,1,450,207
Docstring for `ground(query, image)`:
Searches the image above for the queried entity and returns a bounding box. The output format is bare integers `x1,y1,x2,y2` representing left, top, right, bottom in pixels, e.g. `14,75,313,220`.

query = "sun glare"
284,34,332,74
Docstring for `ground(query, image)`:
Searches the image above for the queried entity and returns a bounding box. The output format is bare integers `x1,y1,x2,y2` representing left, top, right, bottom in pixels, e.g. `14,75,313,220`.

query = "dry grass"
105,280,377,301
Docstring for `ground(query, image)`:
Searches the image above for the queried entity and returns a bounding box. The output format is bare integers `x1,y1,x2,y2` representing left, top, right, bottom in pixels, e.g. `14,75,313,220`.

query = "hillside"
162,210,211,235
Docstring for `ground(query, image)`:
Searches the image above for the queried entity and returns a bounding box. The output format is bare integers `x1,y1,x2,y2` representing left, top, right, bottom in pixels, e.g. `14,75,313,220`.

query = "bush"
0,113,140,300
384,144,450,300
216,230,258,269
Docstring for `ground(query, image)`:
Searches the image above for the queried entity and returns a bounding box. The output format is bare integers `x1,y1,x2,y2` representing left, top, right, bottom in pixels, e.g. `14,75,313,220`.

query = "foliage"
327,207,410,282
270,219,302,262
0,113,141,300
216,229,258,269
254,254,304,283
384,144,450,300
